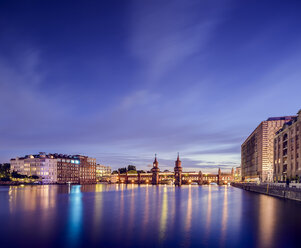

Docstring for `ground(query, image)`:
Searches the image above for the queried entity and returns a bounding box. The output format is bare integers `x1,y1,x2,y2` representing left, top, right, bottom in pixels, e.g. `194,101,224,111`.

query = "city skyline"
1,1,301,171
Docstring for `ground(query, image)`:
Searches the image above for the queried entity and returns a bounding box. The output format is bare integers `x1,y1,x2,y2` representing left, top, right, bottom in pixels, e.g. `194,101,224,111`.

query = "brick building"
274,110,301,182
241,116,295,182
11,153,97,184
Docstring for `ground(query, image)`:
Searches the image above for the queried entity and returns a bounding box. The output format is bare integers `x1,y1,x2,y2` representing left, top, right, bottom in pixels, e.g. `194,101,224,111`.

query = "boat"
209,182,218,185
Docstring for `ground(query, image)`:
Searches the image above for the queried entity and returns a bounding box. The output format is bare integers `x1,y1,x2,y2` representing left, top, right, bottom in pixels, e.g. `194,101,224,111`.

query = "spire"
153,154,158,168
175,153,182,168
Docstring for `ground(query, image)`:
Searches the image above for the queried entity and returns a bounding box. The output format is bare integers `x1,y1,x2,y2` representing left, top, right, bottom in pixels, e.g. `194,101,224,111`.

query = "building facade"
96,164,111,182
10,153,57,183
80,156,96,184
52,154,80,184
241,116,295,182
234,166,241,181
274,110,301,182
11,153,97,184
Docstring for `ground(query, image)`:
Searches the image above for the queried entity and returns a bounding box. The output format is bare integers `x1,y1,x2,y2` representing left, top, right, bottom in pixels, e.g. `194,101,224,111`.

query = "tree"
127,165,136,171
0,177,11,181
11,171,27,179
118,167,127,174
128,170,138,174
30,175,39,180
112,170,118,174
0,163,10,178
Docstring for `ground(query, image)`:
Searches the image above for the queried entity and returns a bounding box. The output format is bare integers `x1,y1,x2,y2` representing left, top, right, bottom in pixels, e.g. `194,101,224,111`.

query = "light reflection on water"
258,194,276,248
67,185,83,247
159,186,168,241
220,186,228,246
0,184,301,248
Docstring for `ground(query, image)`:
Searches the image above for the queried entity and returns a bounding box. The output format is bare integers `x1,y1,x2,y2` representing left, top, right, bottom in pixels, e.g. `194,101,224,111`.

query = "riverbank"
231,182,301,202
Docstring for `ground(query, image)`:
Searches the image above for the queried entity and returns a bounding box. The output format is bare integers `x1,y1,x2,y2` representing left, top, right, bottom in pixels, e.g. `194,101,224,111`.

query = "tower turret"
174,153,182,186
151,154,160,185
218,168,222,185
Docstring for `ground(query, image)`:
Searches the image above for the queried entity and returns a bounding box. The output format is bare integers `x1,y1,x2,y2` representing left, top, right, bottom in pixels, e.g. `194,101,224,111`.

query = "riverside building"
52,154,80,184
10,153,57,183
11,153,97,184
274,110,301,182
50,154,96,184
241,116,295,182
96,164,111,182
80,156,96,184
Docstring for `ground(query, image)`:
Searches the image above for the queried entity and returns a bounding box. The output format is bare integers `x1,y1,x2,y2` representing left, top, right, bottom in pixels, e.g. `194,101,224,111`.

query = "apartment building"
10,153,57,183
241,116,295,182
96,164,111,181
274,110,301,181
11,153,97,184
79,156,96,184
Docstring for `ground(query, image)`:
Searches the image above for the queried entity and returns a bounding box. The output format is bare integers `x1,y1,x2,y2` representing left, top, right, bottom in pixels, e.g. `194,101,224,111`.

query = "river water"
0,184,300,248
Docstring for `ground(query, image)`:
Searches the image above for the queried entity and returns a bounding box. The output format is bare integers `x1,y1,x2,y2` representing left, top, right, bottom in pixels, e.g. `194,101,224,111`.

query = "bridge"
117,155,234,186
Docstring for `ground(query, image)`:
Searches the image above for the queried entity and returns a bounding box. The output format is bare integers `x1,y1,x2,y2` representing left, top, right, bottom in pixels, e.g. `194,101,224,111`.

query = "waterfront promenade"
232,182,301,202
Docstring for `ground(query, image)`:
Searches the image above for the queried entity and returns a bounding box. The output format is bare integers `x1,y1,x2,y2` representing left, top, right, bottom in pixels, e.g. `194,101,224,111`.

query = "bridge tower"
174,153,182,186
151,154,160,185
218,168,222,185
198,171,203,185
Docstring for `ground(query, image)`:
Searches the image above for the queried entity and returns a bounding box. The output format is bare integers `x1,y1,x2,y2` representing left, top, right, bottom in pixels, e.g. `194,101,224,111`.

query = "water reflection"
220,186,228,246
8,185,57,213
117,183,125,242
183,185,193,247
205,185,212,242
67,185,83,247
159,186,168,241
1,184,301,248
142,185,150,240
91,184,104,243
128,184,136,238
258,195,276,248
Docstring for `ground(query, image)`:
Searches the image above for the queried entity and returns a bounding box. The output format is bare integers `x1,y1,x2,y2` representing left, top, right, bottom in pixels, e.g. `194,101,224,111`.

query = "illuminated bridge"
117,155,234,186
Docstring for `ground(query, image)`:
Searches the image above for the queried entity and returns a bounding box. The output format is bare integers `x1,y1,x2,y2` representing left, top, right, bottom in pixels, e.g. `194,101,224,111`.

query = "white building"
96,164,111,181
10,153,58,183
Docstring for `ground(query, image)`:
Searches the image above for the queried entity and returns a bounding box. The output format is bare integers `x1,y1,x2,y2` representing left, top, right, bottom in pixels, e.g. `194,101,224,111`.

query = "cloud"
127,0,226,86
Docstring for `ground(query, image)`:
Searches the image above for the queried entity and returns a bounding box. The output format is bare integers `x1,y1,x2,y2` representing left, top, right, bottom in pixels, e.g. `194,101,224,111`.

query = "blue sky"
0,0,301,172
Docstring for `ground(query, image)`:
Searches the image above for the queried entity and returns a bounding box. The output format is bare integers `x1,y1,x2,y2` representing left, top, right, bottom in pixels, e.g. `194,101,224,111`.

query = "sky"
0,0,301,172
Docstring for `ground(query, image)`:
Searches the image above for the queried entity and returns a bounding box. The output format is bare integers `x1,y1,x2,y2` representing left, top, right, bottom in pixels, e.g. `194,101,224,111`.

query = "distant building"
274,110,301,182
96,164,111,182
241,116,295,182
10,153,57,183
80,156,96,184
110,173,118,183
234,166,241,181
11,153,97,184
53,154,81,184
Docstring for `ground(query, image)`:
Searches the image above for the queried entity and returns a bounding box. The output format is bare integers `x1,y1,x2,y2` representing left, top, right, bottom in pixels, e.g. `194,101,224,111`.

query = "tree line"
0,163,39,181
112,165,171,174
